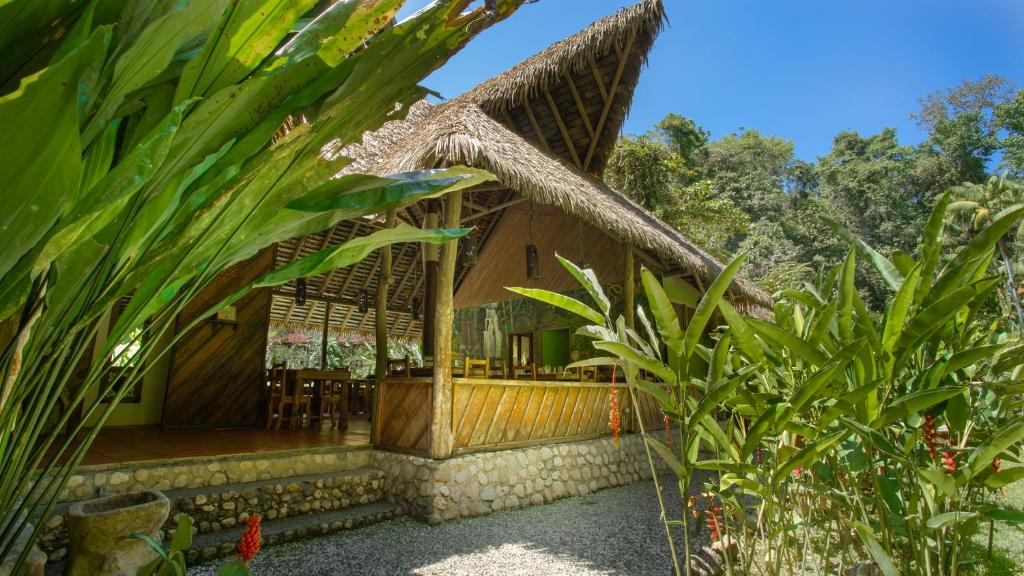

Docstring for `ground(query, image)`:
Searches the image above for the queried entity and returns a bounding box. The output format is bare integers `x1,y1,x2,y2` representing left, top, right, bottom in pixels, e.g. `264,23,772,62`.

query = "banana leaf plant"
0,0,528,569
508,252,757,576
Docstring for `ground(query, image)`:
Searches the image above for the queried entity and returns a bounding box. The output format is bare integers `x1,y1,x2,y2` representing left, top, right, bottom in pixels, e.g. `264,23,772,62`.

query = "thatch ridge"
460,0,665,113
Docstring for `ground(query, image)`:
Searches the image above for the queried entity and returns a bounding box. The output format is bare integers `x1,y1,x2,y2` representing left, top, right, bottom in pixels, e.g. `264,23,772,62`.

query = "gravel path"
189,476,708,576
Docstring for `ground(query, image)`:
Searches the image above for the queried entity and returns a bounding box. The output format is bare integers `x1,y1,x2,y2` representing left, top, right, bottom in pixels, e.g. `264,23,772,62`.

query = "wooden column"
320,303,331,369
430,193,462,459
421,200,440,361
624,244,635,329
375,210,397,380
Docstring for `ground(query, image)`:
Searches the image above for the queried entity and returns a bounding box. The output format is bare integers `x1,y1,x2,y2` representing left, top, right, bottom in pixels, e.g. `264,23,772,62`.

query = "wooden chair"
267,362,309,430
289,376,314,429
488,359,507,379
320,378,350,430
464,357,490,378
512,363,537,380
387,355,412,377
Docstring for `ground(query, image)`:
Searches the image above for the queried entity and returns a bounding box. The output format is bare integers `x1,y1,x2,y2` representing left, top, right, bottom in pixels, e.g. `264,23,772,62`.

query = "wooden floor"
78,417,370,466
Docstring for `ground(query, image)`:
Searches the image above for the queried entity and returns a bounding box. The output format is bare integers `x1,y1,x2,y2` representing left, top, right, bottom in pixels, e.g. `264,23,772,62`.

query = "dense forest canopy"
606,74,1024,311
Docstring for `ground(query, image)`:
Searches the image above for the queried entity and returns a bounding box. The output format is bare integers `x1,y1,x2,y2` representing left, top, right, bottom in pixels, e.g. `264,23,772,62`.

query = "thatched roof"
270,0,770,335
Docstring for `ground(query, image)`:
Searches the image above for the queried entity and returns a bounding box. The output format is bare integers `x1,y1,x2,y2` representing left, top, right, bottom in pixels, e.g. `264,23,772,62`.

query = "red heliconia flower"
941,451,957,474
237,514,262,565
664,415,672,447
608,386,621,446
793,466,803,478
921,414,940,459
706,505,722,541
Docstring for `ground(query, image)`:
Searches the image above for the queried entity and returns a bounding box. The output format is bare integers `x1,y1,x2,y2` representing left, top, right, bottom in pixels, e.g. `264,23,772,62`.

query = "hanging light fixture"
358,289,370,314
525,199,540,281
461,232,478,267
411,296,421,321
295,278,308,307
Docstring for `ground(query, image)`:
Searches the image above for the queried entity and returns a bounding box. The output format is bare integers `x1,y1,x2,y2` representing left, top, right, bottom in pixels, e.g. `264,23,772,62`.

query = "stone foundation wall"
58,446,371,501
372,433,665,523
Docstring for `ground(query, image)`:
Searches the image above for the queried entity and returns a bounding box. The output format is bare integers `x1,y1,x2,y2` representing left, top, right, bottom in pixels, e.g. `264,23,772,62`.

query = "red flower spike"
921,414,940,460
608,375,621,447
941,451,957,474
663,415,672,448
237,514,262,565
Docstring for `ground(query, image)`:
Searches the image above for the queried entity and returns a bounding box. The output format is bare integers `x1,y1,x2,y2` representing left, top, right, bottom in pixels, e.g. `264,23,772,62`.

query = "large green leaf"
684,252,746,359
591,341,677,385
0,26,109,282
506,288,604,326
826,218,903,291
175,0,320,101
932,205,1024,301
966,416,1024,480
662,274,699,307
257,224,467,286
718,299,764,364
874,387,965,428
881,264,922,353
748,318,829,367
915,192,951,305
640,268,683,357
82,0,228,145
853,523,899,576
556,254,610,318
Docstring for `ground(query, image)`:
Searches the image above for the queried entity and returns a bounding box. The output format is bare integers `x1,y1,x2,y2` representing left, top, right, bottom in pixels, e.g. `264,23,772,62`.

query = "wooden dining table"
289,369,351,430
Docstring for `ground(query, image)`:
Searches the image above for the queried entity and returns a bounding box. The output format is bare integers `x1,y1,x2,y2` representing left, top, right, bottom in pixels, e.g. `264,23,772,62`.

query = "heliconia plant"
510,192,1024,576
0,1,528,570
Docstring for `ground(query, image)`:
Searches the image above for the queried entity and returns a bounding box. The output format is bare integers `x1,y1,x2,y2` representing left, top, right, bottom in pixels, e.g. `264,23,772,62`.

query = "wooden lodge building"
44,0,771,561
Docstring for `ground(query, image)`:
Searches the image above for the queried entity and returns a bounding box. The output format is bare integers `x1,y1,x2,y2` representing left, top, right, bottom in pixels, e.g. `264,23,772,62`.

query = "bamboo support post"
430,193,462,459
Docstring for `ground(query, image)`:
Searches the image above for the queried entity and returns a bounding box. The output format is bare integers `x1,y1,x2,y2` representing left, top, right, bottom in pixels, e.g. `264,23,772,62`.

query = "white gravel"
189,476,710,576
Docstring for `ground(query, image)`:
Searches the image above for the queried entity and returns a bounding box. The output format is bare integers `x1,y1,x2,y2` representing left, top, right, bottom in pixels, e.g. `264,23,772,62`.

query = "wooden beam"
460,196,527,223
522,99,550,151
269,290,412,315
430,191,462,459
588,53,609,103
390,245,420,307
543,87,582,169
376,210,397,386
624,245,635,329
319,223,361,297
583,31,634,171
563,72,595,139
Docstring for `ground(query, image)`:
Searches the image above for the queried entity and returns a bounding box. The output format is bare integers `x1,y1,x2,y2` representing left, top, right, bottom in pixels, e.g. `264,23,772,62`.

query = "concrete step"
164,467,385,535
185,501,404,564
40,467,387,564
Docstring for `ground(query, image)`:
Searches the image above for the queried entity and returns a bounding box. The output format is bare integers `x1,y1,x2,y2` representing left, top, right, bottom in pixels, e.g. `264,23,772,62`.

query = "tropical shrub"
0,0,526,569
513,193,1024,575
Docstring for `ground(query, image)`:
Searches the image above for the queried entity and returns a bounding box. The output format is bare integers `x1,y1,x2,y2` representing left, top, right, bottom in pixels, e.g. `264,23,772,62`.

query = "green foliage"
515,194,1024,575
0,0,527,569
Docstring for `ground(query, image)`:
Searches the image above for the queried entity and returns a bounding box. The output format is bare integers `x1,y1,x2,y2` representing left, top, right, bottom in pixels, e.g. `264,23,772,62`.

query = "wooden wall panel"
451,379,619,454
375,378,431,455
162,249,274,428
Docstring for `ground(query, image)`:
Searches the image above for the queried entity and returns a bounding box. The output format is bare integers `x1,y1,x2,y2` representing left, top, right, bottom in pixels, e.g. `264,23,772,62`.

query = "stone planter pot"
66,489,170,576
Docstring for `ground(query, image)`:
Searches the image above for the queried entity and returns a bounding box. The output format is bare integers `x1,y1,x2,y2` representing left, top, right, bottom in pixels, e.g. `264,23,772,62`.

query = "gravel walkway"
189,476,708,576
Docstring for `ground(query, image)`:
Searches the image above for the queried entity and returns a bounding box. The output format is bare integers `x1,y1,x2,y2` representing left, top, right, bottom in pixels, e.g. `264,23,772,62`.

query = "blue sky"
398,0,1024,162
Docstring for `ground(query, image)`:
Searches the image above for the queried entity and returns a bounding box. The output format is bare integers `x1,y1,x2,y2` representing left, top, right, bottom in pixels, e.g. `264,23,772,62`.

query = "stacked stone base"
374,433,663,523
